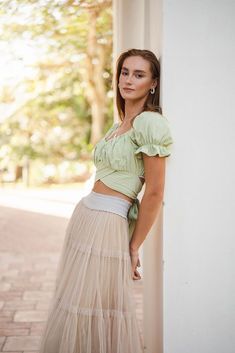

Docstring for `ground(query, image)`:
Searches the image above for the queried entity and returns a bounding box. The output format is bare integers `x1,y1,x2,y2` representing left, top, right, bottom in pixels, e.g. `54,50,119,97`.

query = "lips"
123,88,134,91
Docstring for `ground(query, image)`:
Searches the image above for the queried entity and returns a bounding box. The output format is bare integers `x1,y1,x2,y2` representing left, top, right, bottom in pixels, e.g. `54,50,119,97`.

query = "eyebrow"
121,67,147,73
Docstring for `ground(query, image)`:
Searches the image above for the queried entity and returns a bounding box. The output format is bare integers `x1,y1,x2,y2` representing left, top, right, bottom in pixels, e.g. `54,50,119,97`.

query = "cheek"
119,74,124,83
135,79,151,91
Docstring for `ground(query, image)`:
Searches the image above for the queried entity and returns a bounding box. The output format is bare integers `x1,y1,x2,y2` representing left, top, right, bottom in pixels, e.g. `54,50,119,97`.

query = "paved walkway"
0,188,143,352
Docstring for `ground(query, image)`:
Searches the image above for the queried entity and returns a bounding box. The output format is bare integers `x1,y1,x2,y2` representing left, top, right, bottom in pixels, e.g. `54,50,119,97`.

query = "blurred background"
0,0,113,189
1,1,234,352
0,3,141,351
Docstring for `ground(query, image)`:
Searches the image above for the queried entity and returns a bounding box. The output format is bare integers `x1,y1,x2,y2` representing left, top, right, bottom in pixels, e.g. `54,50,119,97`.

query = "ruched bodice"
92,111,174,236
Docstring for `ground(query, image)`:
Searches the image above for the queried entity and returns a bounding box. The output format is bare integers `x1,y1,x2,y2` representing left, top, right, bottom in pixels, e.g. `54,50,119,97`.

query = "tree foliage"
0,0,113,173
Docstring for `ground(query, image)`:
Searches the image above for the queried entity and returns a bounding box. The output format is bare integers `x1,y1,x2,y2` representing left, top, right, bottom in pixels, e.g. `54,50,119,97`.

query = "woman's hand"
129,247,141,280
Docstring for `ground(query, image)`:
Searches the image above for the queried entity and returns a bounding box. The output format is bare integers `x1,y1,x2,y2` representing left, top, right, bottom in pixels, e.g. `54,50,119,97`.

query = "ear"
152,79,158,90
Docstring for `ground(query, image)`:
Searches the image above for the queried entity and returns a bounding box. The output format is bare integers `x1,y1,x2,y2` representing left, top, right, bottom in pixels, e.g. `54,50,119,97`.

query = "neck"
124,96,146,121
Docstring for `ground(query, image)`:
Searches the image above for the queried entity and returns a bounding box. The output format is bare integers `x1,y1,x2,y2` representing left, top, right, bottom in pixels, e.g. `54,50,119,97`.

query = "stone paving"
0,188,143,352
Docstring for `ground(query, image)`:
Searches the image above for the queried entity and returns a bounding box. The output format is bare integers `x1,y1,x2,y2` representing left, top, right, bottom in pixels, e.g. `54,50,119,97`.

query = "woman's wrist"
129,244,139,253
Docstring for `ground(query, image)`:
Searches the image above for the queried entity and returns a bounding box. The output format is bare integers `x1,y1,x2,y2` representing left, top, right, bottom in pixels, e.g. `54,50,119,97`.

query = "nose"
125,74,133,84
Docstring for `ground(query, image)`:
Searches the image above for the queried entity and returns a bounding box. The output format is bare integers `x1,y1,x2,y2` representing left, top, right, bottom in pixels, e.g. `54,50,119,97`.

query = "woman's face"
118,55,156,101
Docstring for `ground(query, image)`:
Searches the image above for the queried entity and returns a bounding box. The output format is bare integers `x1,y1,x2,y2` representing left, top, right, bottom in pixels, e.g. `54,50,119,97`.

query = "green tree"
0,0,113,174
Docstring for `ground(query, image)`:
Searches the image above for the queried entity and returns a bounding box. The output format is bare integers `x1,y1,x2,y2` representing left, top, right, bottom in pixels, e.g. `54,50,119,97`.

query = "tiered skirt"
38,191,144,353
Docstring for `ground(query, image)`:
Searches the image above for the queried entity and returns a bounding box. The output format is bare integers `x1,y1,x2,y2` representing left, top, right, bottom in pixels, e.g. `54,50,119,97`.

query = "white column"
161,1,235,353
112,0,146,121
113,1,235,353
113,1,164,353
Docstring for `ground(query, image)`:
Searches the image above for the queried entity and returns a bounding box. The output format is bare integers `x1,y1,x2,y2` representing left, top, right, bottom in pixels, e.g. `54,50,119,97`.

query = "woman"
38,48,173,353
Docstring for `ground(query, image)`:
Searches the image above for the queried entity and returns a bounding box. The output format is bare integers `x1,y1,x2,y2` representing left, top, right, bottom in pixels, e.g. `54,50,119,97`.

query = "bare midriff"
92,178,145,202
92,180,134,202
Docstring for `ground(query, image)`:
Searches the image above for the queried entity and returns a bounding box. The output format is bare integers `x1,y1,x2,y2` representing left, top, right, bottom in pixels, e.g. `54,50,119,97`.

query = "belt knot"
127,197,140,240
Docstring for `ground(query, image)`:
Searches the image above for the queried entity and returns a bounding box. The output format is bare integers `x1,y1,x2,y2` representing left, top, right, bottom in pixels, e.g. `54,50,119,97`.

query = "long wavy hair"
114,48,162,122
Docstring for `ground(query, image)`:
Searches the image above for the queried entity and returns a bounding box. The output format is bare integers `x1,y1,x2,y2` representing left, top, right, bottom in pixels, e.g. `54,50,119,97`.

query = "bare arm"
129,154,166,251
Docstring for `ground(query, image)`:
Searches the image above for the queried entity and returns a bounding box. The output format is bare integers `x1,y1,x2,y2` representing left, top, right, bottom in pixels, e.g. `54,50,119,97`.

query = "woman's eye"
121,72,143,78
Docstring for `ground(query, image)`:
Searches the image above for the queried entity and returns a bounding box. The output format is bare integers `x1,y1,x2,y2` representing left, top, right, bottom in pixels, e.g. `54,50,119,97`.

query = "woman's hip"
81,190,132,220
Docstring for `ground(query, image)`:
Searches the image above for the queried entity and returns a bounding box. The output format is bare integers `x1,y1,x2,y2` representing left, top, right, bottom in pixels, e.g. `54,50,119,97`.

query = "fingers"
129,251,141,279
132,263,141,280
132,268,141,280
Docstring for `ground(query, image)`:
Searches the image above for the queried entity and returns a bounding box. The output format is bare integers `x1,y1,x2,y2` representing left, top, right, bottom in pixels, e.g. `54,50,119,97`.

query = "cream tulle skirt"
38,191,144,353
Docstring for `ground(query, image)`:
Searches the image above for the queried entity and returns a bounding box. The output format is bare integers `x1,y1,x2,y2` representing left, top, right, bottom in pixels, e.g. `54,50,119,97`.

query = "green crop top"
92,110,173,238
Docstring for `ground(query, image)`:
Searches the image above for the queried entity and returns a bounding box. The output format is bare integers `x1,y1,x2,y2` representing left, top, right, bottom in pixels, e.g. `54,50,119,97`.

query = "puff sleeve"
133,111,173,157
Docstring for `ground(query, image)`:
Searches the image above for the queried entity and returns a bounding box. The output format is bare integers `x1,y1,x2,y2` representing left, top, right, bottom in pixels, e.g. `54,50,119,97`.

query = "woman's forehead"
122,56,150,72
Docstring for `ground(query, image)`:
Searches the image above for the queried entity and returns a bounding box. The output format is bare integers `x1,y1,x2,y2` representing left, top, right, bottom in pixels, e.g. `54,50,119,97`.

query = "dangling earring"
150,87,155,94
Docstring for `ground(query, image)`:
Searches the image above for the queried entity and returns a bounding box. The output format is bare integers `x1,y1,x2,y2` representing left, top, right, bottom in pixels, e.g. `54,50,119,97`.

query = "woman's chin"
121,92,139,99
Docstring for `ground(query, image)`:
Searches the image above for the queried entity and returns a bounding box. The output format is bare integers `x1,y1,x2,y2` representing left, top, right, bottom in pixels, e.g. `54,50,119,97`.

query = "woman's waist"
87,183,141,236
92,180,133,203
82,190,132,220
93,169,144,200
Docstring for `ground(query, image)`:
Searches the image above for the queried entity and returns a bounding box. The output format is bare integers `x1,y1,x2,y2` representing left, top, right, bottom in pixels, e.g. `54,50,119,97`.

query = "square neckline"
104,112,143,142
104,123,133,142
